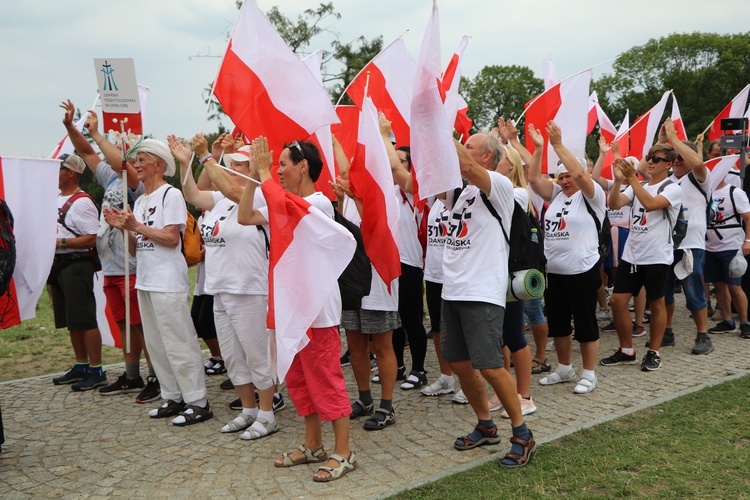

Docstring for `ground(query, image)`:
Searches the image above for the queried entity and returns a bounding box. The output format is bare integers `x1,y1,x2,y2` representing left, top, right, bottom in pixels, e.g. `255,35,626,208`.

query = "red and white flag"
454,97,473,142
670,92,688,141
261,180,355,381
331,105,360,162
0,157,58,329
440,36,470,131
706,154,741,191
587,92,598,136
410,0,461,201
600,110,630,179
346,38,416,146
524,70,592,173
349,96,401,289
94,273,120,347
708,84,750,142
628,90,671,160
213,0,339,163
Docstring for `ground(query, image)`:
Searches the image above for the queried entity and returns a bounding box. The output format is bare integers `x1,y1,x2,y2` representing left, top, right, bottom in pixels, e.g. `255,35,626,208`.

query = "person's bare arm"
380,113,412,192
332,134,350,180
237,137,272,227
454,139,491,195
608,159,631,210
665,118,707,182
526,124,555,201
618,159,671,211
60,100,101,170
548,121,595,199
591,135,610,190
193,134,245,203
168,134,216,211
506,119,534,166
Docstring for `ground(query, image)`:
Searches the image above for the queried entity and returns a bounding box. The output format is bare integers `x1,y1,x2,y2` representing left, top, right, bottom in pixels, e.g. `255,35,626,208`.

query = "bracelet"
94,136,104,146
745,239,750,243
199,154,213,165
61,238,67,250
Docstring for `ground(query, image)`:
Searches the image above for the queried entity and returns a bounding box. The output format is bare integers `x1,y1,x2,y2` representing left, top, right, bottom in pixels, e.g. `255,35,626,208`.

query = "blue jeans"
523,297,547,326
665,249,707,312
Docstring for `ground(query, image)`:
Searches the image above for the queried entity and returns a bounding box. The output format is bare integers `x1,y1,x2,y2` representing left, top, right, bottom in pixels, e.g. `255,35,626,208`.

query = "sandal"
454,423,501,450
372,366,405,384
539,369,575,386
313,452,357,482
500,432,537,468
531,357,551,375
205,357,227,375
221,412,255,433
240,417,278,440
148,399,186,419
400,370,427,390
274,445,328,468
172,403,214,426
363,408,396,431
350,399,374,419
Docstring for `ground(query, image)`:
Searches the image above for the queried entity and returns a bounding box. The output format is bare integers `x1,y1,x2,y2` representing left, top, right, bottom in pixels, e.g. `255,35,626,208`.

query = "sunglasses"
58,153,70,169
645,155,670,164
288,140,305,160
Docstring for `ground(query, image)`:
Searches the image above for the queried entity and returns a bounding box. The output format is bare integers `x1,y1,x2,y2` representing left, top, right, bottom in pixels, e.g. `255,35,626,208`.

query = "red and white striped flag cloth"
706,155,741,191
454,96,473,142
440,36,469,130
670,92,688,141
600,110,630,180
524,70,592,173
213,0,339,164
628,90,671,160
587,92,598,136
708,84,750,142
94,273,120,347
261,180,355,382
346,38,416,146
349,96,401,289
410,0,461,201
332,105,360,162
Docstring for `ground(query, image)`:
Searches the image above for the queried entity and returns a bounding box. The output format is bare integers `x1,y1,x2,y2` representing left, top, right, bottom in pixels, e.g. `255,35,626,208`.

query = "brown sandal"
274,445,328,468
454,423,501,450
531,358,551,374
501,433,536,468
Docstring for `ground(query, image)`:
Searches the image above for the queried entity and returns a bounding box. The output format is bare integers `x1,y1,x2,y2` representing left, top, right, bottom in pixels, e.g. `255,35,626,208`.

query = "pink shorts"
103,275,142,325
284,326,350,421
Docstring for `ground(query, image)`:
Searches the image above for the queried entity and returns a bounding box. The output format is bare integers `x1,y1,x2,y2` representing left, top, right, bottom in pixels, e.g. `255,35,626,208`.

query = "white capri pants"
213,293,273,390
137,290,207,404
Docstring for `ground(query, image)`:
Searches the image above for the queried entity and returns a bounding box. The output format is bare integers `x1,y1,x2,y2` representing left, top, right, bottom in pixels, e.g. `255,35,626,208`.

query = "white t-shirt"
260,191,342,328
442,172,515,307
395,187,423,268
543,183,607,275
670,171,711,250
56,192,99,255
424,199,448,284
620,179,682,265
95,162,144,275
725,169,742,189
133,183,189,293
201,191,269,295
706,184,750,252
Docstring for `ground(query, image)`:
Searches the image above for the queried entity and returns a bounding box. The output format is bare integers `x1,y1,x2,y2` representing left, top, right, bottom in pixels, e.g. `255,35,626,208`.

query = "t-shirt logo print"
633,208,648,227
546,201,571,233
448,196,475,239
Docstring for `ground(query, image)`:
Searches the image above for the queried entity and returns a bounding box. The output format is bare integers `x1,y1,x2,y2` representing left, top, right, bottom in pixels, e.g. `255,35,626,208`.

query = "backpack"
656,180,688,248
708,185,743,241
332,201,372,311
687,171,718,226
58,192,102,272
163,187,202,267
0,199,16,296
582,196,611,259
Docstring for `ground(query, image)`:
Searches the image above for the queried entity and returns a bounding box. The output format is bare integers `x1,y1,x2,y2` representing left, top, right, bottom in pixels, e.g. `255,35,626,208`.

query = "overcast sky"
1,0,748,158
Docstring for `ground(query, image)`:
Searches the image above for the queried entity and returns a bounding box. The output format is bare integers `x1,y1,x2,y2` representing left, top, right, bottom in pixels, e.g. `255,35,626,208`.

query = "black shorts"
613,261,669,300
545,264,601,343
50,260,98,331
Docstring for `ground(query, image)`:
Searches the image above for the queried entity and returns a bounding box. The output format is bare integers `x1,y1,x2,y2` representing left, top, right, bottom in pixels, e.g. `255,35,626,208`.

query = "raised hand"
251,136,273,174
546,121,562,147
192,133,210,158
598,135,610,155
528,124,544,149
60,100,75,128
85,109,100,136
168,134,192,165
379,112,392,138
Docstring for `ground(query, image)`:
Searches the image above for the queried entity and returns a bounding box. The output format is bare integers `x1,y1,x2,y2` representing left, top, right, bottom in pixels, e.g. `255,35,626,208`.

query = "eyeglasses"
288,141,305,160
645,155,670,164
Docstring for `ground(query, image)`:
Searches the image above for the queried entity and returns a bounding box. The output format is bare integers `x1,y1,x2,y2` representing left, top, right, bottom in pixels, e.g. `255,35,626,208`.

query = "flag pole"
213,163,261,185
115,116,131,354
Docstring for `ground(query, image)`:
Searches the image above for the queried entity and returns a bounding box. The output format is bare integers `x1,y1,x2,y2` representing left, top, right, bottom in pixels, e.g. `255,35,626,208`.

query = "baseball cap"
60,154,86,174
729,250,747,278
223,145,251,168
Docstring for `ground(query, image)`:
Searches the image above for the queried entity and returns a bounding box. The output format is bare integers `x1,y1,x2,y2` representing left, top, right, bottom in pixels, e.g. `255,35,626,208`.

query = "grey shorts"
441,300,505,369
341,309,401,334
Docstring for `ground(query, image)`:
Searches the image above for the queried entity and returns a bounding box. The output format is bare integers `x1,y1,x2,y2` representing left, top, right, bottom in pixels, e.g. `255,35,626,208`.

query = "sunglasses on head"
288,140,305,160
645,154,670,164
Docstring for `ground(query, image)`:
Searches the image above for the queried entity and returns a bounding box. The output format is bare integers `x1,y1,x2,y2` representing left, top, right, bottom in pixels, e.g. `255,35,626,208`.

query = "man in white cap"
50,153,107,391
104,139,212,426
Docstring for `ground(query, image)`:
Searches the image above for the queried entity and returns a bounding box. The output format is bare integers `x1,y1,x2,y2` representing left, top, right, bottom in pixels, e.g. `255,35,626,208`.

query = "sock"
621,347,635,356
257,409,275,424
358,390,373,406
379,399,393,412
89,364,104,376
243,407,259,418
74,362,89,373
581,369,596,382
501,423,531,465
440,373,454,384
125,362,140,380
463,419,496,444
148,365,157,378
556,363,573,374
697,331,708,337
191,398,208,409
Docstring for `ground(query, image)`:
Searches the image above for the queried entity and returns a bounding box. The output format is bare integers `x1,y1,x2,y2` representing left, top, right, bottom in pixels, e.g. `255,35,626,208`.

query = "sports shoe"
596,307,611,321
640,350,661,371
501,395,537,418
370,354,378,372
452,389,469,405
632,324,647,338
488,394,503,412
52,366,87,385
646,331,675,348
420,376,455,396
136,376,161,403
600,321,616,333
741,323,750,339
99,372,144,396
708,320,737,334
539,369,576,385
600,349,638,366
691,335,714,355
229,398,243,411
71,371,108,392
272,394,285,413
340,349,351,367
545,339,554,351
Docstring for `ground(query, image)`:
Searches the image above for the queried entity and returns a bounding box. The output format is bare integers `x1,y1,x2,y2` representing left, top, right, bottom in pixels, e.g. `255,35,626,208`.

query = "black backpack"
0,199,15,296
331,202,372,311
481,196,546,274
656,180,688,248
582,196,611,259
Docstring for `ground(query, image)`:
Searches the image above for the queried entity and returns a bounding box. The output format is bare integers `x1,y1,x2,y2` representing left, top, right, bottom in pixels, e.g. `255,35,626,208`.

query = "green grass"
393,376,750,499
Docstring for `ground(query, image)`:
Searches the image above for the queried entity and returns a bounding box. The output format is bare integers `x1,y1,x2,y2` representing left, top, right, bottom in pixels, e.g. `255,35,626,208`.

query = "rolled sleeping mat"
507,269,545,302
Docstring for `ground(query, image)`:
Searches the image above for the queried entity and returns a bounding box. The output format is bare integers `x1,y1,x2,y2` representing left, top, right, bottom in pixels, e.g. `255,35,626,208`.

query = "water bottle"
531,228,539,244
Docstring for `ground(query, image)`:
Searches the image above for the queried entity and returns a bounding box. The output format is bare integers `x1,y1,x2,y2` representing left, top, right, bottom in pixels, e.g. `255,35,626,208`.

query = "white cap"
138,139,176,177
223,145,251,168
729,250,748,278
674,249,693,280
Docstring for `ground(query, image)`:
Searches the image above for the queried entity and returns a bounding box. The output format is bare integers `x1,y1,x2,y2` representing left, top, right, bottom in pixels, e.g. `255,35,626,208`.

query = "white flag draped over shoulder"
410,0,461,200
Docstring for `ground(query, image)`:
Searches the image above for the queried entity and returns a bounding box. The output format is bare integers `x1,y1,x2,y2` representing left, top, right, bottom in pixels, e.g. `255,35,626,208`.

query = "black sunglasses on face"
645,155,670,164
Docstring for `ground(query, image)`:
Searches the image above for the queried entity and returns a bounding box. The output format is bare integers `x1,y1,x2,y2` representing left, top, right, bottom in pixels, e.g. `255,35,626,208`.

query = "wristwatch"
61,238,67,250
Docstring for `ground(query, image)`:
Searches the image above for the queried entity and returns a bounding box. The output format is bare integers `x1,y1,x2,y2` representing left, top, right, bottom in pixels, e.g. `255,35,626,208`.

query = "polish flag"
706,155,741,191
213,0,339,164
349,96,401,290
454,97,473,142
671,92,688,141
49,113,88,159
410,0,461,201
708,84,750,142
587,92,598,136
331,105,360,162
102,84,151,143
600,110,630,180
302,50,338,200
261,180,355,381
94,273,120,347
441,38,473,142
628,90,671,159
596,104,618,145
524,70,592,173
346,38,416,146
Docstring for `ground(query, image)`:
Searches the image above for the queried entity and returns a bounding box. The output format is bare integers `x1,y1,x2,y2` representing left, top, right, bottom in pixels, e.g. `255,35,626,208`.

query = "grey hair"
480,134,505,169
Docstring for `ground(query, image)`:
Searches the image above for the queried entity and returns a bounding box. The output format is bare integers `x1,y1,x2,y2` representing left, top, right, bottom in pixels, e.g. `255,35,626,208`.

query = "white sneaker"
420,376,454,396
451,389,469,404
501,394,537,418
545,339,555,352
488,394,503,411
539,369,576,385
596,307,611,321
